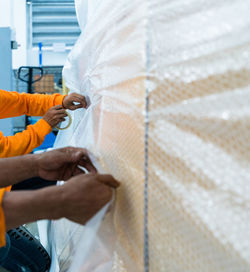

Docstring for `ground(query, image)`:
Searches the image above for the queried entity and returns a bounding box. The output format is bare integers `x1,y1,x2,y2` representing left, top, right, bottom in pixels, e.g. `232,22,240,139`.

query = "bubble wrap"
49,0,250,271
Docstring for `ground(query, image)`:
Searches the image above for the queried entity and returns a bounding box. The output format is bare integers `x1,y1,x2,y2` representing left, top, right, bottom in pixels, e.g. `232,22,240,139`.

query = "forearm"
2,186,63,230
0,154,38,187
0,90,65,118
0,120,51,158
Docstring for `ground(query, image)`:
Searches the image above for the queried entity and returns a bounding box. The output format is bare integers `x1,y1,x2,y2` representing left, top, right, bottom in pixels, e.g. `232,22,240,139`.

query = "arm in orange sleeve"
0,89,66,118
0,119,52,158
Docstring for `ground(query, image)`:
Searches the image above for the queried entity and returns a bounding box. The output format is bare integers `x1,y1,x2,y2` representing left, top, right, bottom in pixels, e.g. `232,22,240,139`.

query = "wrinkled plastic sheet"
49,0,250,271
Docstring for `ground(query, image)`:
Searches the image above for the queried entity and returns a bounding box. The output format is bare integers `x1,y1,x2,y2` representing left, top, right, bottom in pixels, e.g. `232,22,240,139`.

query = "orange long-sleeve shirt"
0,89,66,246
0,89,66,158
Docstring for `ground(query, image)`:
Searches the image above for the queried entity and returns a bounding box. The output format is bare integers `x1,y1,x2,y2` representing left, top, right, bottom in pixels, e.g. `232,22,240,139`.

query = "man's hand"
62,93,87,110
3,174,120,229
42,105,67,127
58,174,120,225
34,147,97,181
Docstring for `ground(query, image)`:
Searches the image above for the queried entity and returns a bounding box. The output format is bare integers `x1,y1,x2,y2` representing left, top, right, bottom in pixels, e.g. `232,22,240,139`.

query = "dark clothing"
0,227,50,272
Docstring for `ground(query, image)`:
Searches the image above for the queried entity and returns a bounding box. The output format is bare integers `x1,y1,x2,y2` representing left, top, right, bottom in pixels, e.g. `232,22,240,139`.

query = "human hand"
62,93,87,110
34,147,97,181
42,105,67,127
58,174,120,225
2,173,119,229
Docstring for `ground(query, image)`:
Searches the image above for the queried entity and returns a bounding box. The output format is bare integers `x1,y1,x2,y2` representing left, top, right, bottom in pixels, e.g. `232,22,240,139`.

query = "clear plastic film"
49,0,250,271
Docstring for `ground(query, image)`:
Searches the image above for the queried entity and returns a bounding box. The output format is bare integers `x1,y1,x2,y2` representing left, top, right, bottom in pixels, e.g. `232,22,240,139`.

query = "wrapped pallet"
49,0,250,271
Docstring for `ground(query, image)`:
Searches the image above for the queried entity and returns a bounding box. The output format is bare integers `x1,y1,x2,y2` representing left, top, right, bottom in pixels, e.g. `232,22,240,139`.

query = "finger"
71,95,87,108
78,156,97,173
53,118,66,124
54,113,68,119
64,164,86,179
75,103,84,109
69,104,83,111
97,174,120,189
65,146,83,154
68,105,80,111
63,147,85,158
52,105,63,110
56,118,65,124
49,110,66,116
64,149,97,174
83,161,97,173
77,95,87,108
54,109,67,114
74,166,86,175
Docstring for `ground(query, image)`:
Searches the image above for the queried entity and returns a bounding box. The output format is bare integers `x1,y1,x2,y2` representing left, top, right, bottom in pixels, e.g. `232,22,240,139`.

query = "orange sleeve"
0,188,6,247
0,119,52,158
0,89,66,118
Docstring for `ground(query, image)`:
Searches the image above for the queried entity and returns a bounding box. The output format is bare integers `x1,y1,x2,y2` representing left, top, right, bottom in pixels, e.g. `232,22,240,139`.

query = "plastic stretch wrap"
49,0,250,271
